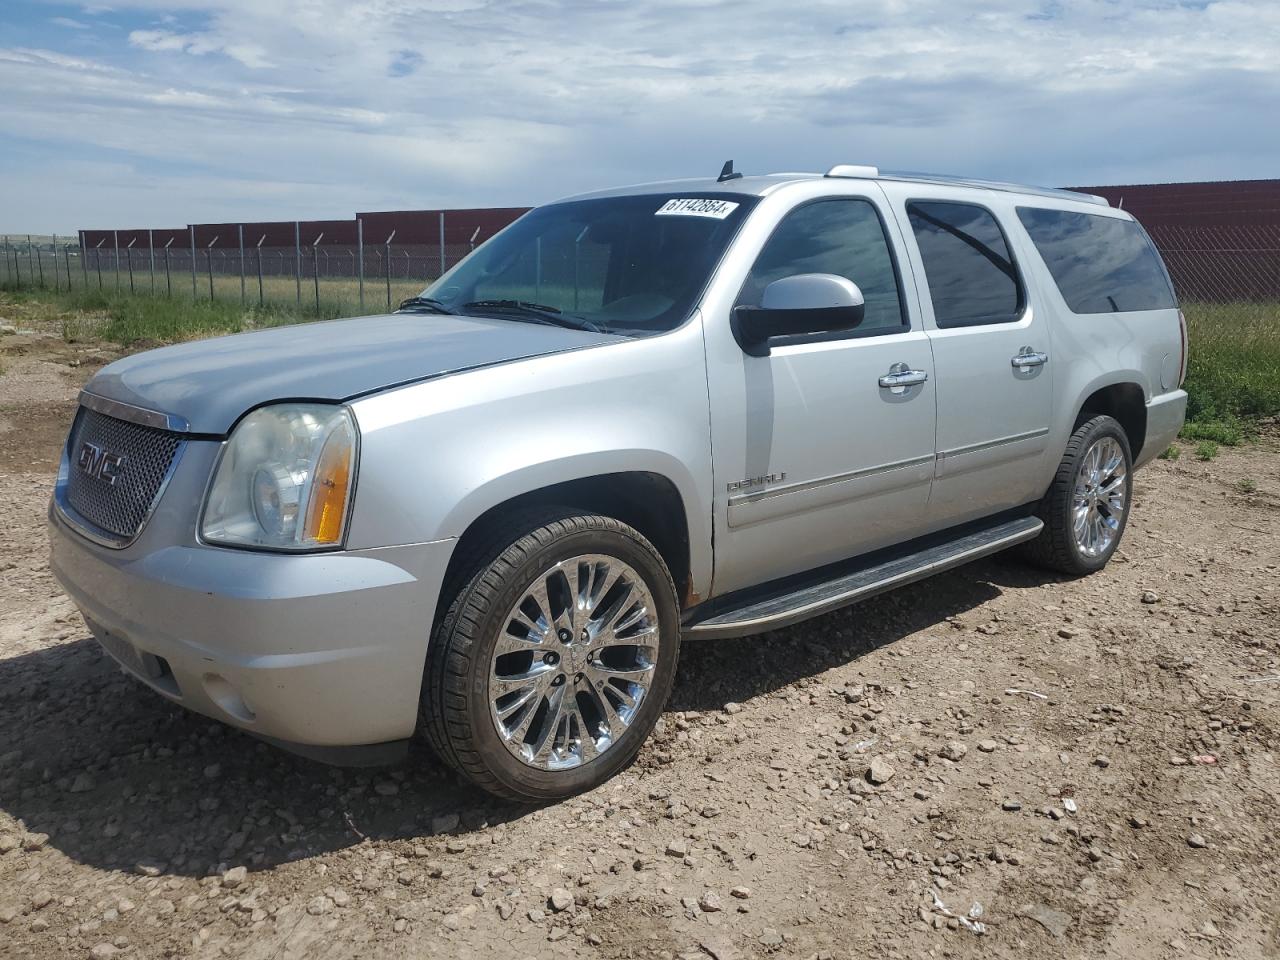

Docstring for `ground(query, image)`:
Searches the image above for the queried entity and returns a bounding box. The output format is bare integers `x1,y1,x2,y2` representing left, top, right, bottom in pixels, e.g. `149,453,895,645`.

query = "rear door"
886,187,1054,525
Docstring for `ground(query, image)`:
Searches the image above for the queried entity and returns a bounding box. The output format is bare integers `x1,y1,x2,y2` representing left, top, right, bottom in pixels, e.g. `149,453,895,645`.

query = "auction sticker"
655,198,740,219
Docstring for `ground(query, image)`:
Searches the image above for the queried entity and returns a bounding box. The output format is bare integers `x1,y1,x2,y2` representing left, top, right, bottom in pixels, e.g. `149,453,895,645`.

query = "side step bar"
683,515,1043,640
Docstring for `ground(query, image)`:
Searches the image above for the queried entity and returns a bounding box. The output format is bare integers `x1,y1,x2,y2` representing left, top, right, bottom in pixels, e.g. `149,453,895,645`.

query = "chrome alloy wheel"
1072,436,1128,558
488,554,660,771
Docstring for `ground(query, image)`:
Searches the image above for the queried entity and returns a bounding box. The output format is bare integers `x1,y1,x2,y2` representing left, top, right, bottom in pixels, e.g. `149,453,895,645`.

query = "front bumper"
49,502,455,755
1136,388,1188,469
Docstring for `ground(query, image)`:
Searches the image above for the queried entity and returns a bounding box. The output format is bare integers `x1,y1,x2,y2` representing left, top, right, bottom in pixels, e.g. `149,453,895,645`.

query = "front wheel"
421,513,680,802
1023,415,1133,575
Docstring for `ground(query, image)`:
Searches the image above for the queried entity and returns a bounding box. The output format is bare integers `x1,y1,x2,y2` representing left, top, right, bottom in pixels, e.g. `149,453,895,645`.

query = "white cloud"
128,28,271,67
2,0,1279,230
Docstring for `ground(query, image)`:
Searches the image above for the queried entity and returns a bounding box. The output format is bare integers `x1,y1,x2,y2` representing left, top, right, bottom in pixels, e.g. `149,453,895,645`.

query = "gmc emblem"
76,441,127,486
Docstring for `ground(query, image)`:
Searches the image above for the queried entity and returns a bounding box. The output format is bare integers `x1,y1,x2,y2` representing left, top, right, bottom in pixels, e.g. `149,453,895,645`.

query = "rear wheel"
1024,415,1133,575
422,512,680,802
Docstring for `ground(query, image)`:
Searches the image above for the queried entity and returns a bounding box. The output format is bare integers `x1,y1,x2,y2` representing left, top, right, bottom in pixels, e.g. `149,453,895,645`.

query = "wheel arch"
1071,379,1148,461
440,467,699,615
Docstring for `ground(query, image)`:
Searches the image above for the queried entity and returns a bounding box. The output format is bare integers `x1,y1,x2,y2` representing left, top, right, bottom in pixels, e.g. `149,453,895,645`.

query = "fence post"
294,221,301,306
95,239,106,289
149,229,156,293
126,238,137,293
164,238,174,296
438,211,446,279
256,235,266,305
312,232,324,315
113,230,120,289
50,235,58,291
207,236,218,301
64,241,73,290
190,226,197,299
79,231,87,289
238,224,246,305
383,230,395,311
357,218,365,312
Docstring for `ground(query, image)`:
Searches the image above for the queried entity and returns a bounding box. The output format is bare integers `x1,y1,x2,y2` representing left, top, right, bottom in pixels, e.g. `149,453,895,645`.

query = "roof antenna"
717,160,742,183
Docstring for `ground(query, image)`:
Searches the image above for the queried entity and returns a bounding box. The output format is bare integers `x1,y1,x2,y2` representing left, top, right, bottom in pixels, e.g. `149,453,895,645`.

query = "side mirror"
732,274,866,357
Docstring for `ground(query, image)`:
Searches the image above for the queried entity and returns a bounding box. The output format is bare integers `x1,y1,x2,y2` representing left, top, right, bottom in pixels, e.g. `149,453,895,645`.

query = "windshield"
421,193,759,335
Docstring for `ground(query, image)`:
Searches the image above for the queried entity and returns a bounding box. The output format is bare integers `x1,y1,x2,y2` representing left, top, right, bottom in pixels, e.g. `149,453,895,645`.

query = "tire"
421,511,681,802
1023,415,1134,576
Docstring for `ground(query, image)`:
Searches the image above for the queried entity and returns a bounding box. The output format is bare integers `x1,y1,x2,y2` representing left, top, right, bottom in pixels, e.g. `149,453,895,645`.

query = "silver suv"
49,165,1188,800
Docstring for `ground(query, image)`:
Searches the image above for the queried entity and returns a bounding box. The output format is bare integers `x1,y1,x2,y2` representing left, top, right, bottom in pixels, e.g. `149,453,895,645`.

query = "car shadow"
0,555,1054,877
670,555,1046,712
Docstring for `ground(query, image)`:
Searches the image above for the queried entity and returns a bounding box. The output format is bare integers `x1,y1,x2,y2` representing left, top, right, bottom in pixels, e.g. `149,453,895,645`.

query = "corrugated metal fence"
0,208,529,313
2,194,1278,311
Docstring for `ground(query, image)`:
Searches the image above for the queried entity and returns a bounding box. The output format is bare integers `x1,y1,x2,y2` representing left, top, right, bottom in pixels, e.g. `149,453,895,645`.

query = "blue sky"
1,0,1277,233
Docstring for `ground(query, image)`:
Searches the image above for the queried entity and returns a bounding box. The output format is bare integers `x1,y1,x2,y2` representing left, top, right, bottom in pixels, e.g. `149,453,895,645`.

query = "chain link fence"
0,232,492,316
4,221,1278,316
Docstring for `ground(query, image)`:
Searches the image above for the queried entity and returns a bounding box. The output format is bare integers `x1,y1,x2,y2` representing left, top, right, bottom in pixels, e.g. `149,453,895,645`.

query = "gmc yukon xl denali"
49,165,1188,800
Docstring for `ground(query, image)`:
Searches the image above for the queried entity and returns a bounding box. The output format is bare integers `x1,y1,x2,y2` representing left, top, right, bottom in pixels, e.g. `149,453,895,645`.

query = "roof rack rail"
878,170,1109,206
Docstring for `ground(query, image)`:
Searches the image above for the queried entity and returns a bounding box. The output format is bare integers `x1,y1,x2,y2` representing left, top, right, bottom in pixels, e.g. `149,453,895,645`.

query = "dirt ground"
2,298,1279,960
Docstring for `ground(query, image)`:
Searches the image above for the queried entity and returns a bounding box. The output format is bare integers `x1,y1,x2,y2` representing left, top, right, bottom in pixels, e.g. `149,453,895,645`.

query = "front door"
705,192,938,596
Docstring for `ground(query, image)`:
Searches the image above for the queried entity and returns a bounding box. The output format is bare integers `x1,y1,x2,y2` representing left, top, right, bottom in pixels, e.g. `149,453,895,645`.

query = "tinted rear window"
907,201,1023,328
1016,208,1176,313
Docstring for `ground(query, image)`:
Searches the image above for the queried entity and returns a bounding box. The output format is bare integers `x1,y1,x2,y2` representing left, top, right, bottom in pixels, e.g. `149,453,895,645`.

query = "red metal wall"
1070,179,1280,228
80,208,529,252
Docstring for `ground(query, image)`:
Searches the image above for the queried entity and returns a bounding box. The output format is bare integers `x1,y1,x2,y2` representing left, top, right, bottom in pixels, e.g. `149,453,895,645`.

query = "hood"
85,313,623,434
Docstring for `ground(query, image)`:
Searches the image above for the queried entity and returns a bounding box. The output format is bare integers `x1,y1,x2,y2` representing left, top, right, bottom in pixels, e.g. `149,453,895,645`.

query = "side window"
1015,207,1176,313
907,201,1023,328
738,199,906,334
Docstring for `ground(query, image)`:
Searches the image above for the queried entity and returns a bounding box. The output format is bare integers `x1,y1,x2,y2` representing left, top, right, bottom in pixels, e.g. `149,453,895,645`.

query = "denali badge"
76,441,127,486
727,472,786,493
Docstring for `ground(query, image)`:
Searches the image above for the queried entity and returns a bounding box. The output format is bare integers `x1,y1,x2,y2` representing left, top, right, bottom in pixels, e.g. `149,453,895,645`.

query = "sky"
1,0,1278,233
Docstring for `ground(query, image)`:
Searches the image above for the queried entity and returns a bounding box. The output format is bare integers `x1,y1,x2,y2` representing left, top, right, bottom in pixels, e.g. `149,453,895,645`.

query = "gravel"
1,324,1278,959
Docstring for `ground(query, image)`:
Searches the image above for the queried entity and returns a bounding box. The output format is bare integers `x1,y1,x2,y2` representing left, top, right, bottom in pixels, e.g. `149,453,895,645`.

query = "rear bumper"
49,502,454,752
1136,389,1188,468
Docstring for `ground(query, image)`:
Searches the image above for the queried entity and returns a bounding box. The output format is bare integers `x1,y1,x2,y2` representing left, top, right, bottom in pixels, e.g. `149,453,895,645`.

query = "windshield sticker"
655,198,740,220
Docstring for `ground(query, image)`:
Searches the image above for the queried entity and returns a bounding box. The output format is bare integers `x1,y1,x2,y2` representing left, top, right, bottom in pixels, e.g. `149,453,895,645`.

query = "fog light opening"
202,674,256,724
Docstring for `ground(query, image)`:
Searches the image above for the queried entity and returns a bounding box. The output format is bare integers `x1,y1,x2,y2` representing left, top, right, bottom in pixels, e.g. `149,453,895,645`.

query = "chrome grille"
64,407,183,540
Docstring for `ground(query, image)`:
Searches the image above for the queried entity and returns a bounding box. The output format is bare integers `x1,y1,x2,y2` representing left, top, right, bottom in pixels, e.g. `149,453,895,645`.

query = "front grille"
64,407,184,540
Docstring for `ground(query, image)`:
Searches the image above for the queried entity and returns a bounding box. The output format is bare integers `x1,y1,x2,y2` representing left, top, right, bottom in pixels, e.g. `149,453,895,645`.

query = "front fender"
345,325,715,596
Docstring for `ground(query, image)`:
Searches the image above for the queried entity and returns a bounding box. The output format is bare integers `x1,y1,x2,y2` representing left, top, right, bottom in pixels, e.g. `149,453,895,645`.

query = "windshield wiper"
462,299,602,332
395,296,456,314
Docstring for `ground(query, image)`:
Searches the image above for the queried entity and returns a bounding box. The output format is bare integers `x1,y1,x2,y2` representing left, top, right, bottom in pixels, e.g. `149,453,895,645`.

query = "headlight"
201,404,357,551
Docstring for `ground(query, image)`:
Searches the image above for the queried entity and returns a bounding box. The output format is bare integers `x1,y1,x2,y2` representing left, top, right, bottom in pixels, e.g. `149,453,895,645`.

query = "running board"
683,515,1043,640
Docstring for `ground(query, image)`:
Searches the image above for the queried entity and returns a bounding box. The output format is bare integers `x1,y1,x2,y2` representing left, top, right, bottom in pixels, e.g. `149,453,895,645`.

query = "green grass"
0,277,426,346
1179,418,1246,446
1194,440,1219,461
3,281,1279,435
1236,477,1258,494
1157,444,1181,461
1182,301,1280,436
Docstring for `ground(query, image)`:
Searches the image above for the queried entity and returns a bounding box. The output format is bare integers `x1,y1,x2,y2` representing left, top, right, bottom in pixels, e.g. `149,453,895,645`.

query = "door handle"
878,363,929,389
1012,347,1049,368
